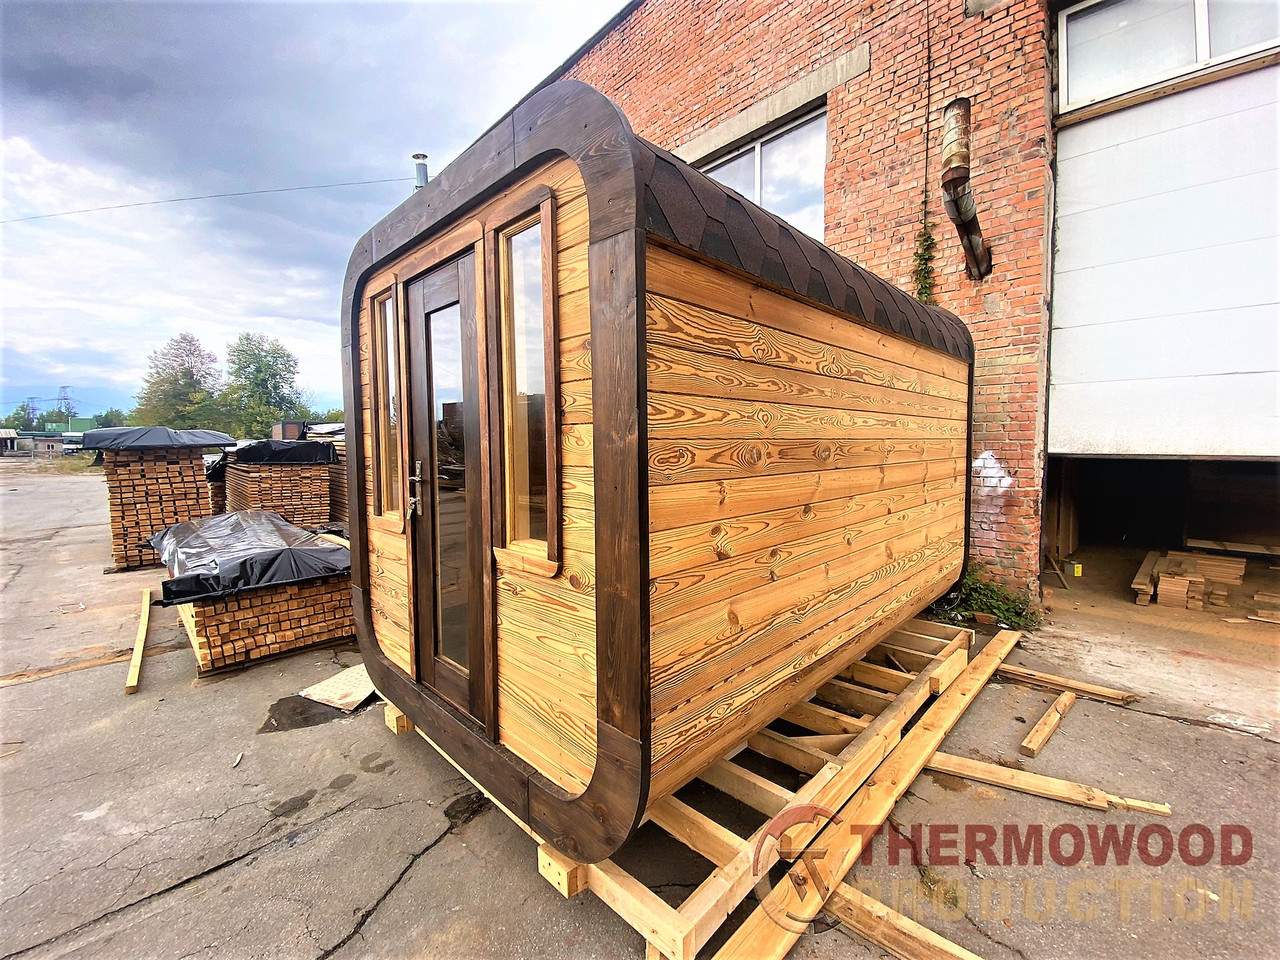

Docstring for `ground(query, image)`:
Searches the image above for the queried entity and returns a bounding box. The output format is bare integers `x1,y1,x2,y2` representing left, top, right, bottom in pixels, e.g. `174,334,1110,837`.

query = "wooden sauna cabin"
341,81,974,863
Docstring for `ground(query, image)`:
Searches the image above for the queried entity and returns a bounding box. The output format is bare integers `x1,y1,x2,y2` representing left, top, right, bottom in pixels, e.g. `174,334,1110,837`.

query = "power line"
1,176,415,225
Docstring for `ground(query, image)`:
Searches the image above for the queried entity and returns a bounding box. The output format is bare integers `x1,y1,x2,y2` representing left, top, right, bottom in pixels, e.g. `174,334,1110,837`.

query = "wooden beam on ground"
819,678,895,715
698,759,790,817
926,752,1109,810
844,660,916,694
748,729,834,775
124,588,151,695
648,797,747,868
711,630,1022,960
791,733,858,753
826,882,984,960
995,663,1139,705
583,859,695,960
1106,794,1173,817
783,700,870,736
1020,691,1076,757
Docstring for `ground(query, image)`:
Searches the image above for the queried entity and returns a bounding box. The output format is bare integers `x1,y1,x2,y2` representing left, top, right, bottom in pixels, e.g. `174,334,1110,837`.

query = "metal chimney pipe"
940,98,992,281
413,153,429,191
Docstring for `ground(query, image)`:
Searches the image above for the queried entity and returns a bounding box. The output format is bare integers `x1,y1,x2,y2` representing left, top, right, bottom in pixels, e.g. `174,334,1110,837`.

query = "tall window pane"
429,303,468,670
505,222,548,544
376,294,401,515
1065,0,1197,104
706,150,755,200
761,113,826,240
1209,0,1280,57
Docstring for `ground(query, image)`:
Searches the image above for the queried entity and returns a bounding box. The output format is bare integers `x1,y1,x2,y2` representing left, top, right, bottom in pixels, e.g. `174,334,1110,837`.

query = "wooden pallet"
386,617,1169,959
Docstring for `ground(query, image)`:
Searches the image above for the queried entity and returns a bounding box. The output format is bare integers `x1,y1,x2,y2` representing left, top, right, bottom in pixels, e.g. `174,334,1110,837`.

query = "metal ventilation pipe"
940,98,992,280
413,153,429,191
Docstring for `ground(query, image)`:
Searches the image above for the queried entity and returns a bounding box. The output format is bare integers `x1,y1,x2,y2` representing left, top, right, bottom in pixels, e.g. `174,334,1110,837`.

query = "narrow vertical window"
373,291,402,516
497,199,559,568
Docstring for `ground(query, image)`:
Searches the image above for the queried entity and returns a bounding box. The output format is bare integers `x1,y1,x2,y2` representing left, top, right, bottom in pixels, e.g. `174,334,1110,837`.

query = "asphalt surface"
1,462,1277,959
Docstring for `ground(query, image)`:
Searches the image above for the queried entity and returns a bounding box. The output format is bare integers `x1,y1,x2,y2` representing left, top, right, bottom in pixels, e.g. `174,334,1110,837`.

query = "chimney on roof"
413,154,429,191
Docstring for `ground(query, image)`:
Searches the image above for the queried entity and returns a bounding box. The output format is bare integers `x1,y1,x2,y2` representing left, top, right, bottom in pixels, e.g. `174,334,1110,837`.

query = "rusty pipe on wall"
940,98,992,281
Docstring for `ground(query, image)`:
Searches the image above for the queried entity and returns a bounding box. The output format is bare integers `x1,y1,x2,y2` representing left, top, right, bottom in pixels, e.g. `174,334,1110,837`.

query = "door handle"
408,460,424,488
406,461,423,519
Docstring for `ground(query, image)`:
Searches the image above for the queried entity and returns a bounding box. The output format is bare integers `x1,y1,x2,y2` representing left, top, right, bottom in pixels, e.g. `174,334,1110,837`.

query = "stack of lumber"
526,620,1165,960
207,481,226,516
1168,550,1245,584
226,462,330,527
103,449,210,569
1133,550,1245,609
177,575,354,672
327,437,348,526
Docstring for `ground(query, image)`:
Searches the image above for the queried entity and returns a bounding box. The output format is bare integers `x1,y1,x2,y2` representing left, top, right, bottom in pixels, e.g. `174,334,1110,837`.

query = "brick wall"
565,0,1053,591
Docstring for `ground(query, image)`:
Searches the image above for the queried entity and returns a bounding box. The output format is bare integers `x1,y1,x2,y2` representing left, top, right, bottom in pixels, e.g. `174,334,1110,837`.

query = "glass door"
405,253,484,718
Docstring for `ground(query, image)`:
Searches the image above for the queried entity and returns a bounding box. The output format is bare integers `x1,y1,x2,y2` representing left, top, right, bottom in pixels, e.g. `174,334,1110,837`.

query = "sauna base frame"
384,618,977,960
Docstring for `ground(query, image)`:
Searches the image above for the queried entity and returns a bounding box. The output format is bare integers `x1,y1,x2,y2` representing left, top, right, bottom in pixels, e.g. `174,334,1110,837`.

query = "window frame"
489,187,561,577
369,283,406,530
1058,0,1280,114
700,107,828,240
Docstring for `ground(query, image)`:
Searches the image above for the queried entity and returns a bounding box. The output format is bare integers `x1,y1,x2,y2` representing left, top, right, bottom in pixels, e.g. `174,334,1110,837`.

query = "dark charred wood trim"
342,80,647,863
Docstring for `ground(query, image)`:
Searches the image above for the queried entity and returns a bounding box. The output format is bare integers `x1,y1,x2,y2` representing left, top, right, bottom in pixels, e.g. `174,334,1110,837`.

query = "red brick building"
553,0,1054,590
532,0,1280,593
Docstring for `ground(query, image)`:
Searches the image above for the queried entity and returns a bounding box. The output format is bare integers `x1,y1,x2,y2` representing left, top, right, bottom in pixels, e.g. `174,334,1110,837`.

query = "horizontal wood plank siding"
644,244,968,802
358,157,597,795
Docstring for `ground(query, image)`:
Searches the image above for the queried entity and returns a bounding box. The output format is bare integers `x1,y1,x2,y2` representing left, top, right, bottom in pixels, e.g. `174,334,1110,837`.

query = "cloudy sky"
1,0,628,418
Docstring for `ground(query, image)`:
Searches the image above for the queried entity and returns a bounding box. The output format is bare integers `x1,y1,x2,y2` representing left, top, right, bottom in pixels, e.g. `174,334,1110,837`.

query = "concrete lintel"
674,42,870,165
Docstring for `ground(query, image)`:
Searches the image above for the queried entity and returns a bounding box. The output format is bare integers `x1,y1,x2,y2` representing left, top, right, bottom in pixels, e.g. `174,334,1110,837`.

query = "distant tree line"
1,332,343,439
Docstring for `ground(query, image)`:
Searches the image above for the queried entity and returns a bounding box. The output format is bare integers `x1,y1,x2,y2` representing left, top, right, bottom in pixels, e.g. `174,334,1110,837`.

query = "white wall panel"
1049,65,1280,457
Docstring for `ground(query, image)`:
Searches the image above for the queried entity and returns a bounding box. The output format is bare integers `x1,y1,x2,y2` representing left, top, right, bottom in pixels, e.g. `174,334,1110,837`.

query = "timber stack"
150,510,355,674
299,423,348,528
84,426,234,570
223,438,339,529
179,575,354,672
1132,549,1246,608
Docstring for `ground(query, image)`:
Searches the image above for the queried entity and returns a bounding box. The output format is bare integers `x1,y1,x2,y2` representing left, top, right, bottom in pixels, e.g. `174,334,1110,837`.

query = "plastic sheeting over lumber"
149,509,350,606
83,426,234,450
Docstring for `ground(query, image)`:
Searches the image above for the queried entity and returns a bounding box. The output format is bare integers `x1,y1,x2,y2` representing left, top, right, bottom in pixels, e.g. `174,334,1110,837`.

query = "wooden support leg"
384,704,414,735
538,843,587,899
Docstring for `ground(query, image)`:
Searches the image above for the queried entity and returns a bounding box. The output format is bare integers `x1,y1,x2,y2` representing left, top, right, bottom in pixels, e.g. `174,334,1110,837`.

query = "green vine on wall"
912,209,937,304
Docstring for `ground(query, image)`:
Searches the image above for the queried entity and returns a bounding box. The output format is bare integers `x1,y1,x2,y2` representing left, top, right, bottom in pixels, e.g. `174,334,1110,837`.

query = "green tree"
306,406,344,424
43,398,77,429
133,333,224,429
1,401,38,431
93,408,129,428
219,332,307,438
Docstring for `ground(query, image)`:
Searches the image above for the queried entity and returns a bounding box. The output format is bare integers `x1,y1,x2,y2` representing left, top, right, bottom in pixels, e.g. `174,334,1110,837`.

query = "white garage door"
1049,65,1280,457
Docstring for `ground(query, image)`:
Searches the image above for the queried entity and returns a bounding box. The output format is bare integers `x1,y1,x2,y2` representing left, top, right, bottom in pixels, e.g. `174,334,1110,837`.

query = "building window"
703,111,827,241
372,289,402,517
1060,0,1280,111
497,200,560,564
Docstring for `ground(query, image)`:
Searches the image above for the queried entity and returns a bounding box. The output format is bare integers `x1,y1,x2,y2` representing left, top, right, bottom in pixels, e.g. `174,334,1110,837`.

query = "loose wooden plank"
1185,538,1280,557
711,630,1022,960
748,729,833,776
782,700,870,736
995,663,1139,705
843,660,915,694
826,882,984,960
1106,795,1173,817
926,752,1109,810
124,588,151,695
1020,691,1076,758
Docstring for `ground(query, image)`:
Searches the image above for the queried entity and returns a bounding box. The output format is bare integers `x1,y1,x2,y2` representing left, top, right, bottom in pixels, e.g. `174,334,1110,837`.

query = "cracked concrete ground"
2,462,1278,960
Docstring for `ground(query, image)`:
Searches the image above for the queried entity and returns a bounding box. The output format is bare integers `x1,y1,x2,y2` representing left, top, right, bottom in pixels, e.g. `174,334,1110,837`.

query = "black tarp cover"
149,510,350,606
83,426,235,450
231,439,339,464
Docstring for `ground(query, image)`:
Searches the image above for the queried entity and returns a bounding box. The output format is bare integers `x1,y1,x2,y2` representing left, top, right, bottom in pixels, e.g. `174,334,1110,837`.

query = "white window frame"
1058,0,1280,114
700,108,827,239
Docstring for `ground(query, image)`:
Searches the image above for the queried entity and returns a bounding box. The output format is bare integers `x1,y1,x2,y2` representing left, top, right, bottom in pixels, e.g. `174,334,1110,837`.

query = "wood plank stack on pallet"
390,618,1163,960
103,449,210,569
226,462,331,527
177,574,354,672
